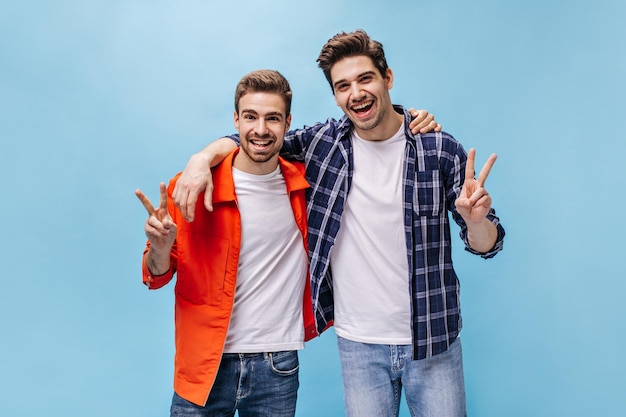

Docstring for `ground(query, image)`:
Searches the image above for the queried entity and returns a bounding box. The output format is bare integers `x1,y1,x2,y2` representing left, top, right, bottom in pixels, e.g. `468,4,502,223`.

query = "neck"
233,153,279,175
355,109,404,141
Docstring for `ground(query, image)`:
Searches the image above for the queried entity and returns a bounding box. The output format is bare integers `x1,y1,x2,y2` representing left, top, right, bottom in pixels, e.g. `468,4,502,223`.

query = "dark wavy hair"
316,29,389,92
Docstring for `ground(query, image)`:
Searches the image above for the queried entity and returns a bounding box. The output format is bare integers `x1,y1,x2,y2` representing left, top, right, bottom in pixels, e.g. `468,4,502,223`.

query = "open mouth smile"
249,138,272,146
351,100,374,115
247,137,275,152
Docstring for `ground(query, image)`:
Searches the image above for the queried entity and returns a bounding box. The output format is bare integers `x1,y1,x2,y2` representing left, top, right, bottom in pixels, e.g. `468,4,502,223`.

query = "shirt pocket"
415,170,443,217
176,232,231,306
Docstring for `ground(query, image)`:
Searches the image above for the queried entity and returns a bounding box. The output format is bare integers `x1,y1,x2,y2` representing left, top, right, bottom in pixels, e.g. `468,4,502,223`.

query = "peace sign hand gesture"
135,182,177,253
455,149,497,224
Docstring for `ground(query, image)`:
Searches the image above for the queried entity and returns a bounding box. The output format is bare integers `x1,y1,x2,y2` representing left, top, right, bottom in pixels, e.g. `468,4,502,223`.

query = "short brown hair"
316,29,389,92
234,69,293,115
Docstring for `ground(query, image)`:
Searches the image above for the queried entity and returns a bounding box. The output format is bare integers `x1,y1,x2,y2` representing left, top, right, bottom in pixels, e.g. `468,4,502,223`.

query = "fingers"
136,183,169,215
135,189,155,215
172,182,182,208
408,110,435,135
407,109,442,134
420,119,440,134
203,182,214,213
158,182,168,210
407,109,427,126
182,188,200,222
172,183,185,219
465,149,497,187
173,184,201,222
410,116,435,134
455,191,492,224
173,187,193,222
408,107,419,117
464,148,476,184
476,153,497,187
468,188,492,207
137,184,175,231
146,213,176,236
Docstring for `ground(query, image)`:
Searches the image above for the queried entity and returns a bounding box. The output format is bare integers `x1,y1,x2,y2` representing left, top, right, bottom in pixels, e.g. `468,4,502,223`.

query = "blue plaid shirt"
231,106,505,359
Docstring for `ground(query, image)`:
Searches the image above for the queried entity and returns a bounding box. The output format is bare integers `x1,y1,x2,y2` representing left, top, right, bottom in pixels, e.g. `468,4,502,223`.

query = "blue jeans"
170,351,299,417
337,336,466,417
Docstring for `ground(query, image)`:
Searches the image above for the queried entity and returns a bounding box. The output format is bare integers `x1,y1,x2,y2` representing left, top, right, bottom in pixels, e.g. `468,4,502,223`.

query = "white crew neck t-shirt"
223,166,308,353
330,126,412,344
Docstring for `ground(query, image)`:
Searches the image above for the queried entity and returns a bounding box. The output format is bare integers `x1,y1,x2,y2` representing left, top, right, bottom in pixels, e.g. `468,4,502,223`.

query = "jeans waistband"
222,351,294,359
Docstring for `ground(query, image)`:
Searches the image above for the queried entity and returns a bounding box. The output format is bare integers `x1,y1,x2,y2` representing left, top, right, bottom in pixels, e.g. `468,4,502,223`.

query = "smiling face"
233,91,291,174
330,55,402,141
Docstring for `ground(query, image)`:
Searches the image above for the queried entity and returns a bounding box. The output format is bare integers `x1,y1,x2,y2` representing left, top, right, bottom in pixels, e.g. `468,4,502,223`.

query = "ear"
285,113,292,132
385,68,394,90
233,110,240,131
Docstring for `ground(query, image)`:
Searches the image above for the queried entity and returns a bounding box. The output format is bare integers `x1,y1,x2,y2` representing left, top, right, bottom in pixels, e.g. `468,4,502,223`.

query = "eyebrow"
241,109,284,116
332,70,377,89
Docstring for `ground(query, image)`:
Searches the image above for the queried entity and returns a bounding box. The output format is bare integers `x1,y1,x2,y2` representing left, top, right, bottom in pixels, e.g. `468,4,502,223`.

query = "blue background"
1,1,624,416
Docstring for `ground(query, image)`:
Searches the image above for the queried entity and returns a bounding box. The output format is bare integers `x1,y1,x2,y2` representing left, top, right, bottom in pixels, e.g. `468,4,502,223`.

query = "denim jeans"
337,336,466,417
170,351,299,417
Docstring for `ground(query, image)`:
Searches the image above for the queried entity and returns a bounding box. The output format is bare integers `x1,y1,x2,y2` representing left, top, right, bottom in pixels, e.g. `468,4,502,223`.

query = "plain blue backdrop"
1,1,624,416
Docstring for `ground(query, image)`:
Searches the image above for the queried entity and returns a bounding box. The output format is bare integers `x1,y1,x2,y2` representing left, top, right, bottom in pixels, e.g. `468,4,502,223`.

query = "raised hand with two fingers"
454,148,497,225
135,182,177,253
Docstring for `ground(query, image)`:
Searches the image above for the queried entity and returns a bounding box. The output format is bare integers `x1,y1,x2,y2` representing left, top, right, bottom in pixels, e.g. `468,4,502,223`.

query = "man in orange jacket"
135,70,316,417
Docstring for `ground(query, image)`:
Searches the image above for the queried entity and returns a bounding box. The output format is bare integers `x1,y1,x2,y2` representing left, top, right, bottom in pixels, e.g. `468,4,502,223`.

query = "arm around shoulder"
173,138,238,220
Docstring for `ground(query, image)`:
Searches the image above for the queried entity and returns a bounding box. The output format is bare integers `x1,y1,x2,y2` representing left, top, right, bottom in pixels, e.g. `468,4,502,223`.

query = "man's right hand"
135,182,177,253
135,183,176,276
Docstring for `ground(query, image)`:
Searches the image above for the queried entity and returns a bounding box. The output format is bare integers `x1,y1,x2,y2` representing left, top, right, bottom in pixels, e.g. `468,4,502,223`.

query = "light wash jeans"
170,351,299,417
337,336,466,417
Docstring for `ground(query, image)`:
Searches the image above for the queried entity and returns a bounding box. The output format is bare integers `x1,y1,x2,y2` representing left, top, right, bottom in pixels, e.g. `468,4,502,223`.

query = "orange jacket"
141,149,317,406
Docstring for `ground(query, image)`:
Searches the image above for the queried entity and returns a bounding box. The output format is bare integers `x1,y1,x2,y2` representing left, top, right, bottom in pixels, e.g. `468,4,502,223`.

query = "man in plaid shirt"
174,30,505,417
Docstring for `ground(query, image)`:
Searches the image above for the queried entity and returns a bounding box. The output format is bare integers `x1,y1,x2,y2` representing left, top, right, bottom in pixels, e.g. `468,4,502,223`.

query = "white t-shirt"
330,126,412,344
223,166,308,353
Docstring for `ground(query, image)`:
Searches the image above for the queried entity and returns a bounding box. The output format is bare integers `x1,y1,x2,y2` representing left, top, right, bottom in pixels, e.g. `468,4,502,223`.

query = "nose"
253,119,268,136
350,82,363,99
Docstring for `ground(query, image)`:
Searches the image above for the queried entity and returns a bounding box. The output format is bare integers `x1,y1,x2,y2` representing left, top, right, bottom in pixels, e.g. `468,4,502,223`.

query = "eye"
335,83,349,92
243,114,255,120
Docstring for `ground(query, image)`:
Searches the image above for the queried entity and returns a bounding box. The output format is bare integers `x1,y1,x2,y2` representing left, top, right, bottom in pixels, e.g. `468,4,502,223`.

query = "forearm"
466,218,498,254
200,138,238,167
145,247,172,276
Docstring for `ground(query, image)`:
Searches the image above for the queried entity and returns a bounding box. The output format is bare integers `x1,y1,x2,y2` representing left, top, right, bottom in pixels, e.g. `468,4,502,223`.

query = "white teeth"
352,101,373,111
